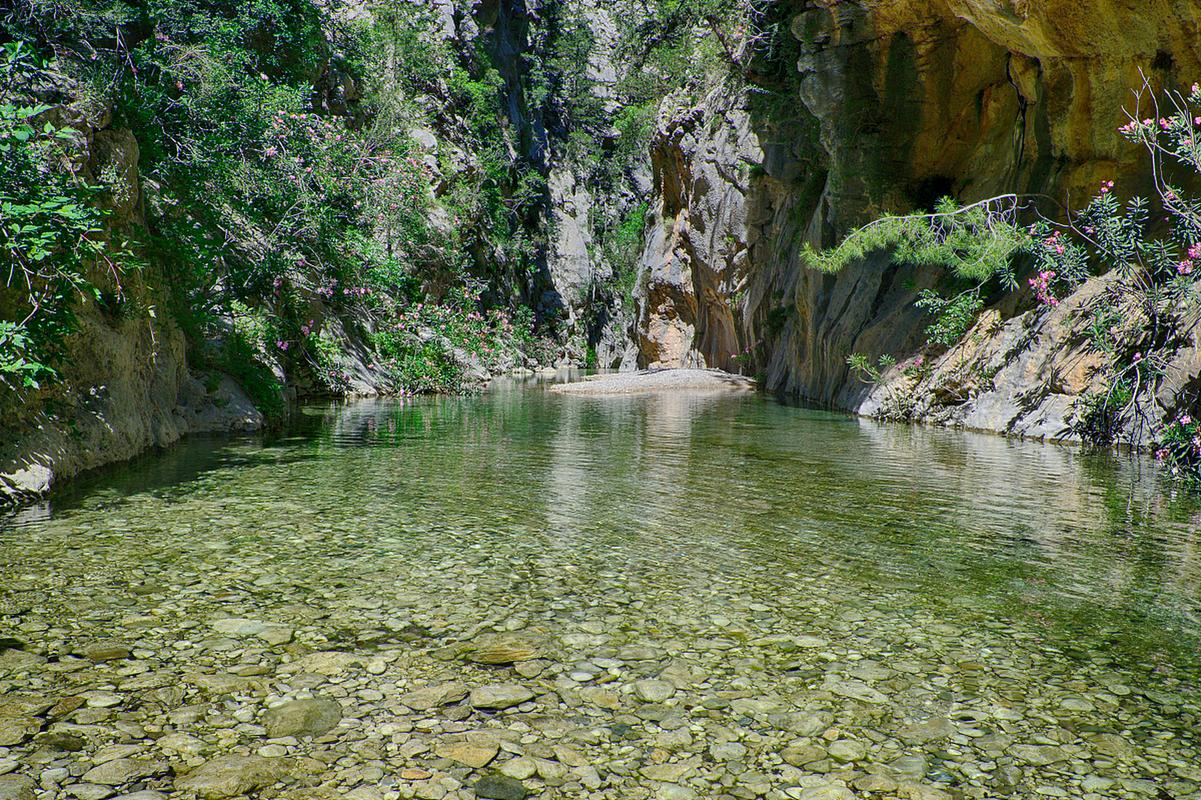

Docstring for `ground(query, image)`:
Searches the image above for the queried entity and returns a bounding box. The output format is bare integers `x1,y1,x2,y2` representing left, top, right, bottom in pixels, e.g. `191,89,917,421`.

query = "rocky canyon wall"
633,0,1201,443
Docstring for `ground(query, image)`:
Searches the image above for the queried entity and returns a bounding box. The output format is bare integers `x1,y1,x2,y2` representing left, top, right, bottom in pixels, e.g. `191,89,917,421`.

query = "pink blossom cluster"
1042,229,1067,255
1176,244,1201,276
1098,180,1115,196
1028,270,1060,308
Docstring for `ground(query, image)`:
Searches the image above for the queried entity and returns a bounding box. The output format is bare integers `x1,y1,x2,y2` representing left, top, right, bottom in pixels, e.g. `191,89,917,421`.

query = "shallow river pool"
2,383,1201,800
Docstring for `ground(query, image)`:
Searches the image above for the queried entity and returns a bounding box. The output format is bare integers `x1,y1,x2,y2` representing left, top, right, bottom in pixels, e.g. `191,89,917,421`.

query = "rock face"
631,0,1201,442
632,90,761,373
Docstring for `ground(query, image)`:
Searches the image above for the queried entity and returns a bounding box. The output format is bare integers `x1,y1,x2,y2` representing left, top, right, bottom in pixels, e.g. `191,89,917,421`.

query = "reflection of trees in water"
301,394,1201,666
850,416,1201,668
13,389,1201,677
536,392,750,607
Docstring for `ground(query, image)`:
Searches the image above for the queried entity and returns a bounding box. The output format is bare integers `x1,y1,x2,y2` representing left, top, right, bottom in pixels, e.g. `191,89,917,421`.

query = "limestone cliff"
632,0,1201,443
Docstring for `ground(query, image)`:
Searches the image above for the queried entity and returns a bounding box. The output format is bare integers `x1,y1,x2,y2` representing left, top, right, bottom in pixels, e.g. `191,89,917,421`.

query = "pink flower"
1133,352,1143,363
277,340,289,351
1156,448,1170,461
1181,415,1193,425
265,146,278,158
1178,261,1194,275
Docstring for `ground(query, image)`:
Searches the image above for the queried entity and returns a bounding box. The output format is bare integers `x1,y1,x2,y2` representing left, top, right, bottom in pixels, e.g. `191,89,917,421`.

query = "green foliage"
802,197,1032,351
1039,80,1201,462
1156,413,1201,483
308,332,349,395
0,40,138,391
847,353,896,384
529,5,604,136
3,0,550,407
913,289,985,348
1074,381,1133,447
372,330,464,395
212,330,284,421
0,320,45,387
603,202,649,309
370,287,558,394
803,197,1028,285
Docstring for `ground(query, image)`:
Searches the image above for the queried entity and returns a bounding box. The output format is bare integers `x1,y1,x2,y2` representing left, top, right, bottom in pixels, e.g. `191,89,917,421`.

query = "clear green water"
2,383,1201,799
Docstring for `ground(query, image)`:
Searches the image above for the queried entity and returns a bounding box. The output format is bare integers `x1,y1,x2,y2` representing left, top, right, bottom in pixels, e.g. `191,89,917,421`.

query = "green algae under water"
2,381,1201,799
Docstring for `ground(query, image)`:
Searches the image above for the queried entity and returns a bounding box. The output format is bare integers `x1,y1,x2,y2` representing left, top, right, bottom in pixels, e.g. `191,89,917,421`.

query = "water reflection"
2,388,1201,799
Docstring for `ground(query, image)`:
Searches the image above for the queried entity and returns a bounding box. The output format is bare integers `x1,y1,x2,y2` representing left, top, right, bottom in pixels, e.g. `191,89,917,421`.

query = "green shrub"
0,41,138,391
213,330,284,421
803,196,1028,284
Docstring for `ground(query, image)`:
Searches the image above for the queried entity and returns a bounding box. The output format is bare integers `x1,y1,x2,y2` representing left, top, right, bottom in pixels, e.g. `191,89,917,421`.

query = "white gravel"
548,368,757,395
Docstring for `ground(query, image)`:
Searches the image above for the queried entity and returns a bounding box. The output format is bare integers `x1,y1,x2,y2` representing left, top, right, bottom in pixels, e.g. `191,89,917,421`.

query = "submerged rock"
261,698,342,738
400,682,469,711
81,758,166,786
472,774,528,800
435,739,499,769
0,775,35,800
174,755,289,799
470,685,534,711
464,634,541,665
